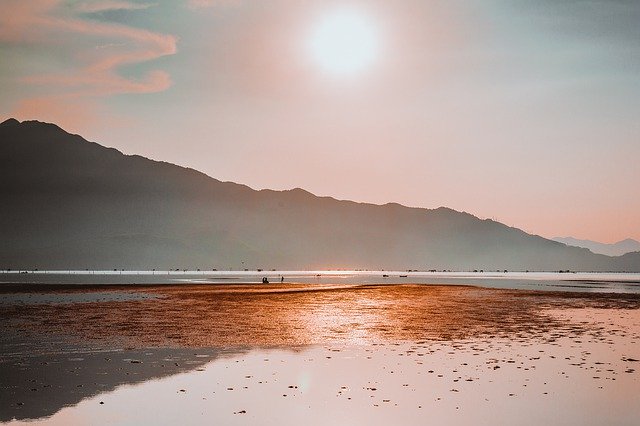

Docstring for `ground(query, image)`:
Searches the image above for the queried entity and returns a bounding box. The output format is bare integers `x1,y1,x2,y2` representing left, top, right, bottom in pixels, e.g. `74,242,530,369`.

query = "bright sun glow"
309,9,379,77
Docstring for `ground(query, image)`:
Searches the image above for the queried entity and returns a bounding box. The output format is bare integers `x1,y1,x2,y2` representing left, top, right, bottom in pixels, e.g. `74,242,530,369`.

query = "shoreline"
3,271,640,294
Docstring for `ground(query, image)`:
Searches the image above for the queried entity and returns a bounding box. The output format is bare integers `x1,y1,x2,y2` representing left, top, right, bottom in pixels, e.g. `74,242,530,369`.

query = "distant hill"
552,237,640,257
1,118,639,271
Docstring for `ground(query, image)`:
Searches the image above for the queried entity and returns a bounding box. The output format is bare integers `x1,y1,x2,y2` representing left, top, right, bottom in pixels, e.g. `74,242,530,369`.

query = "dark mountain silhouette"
1,118,639,271
552,237,640,257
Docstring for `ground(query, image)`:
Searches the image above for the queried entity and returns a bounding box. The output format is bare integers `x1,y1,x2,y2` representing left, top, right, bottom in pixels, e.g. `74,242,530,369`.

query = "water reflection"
7,328,640,426
0,348,246,422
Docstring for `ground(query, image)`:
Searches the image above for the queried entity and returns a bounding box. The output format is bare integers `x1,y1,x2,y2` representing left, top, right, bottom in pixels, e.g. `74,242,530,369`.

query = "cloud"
77,1,156,13
0,0,176,98
0,0,56,43
22,17,177,95
0,0,175,133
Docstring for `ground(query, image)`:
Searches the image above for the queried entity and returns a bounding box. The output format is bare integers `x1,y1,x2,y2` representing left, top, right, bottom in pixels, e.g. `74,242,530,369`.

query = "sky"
1,0,639,243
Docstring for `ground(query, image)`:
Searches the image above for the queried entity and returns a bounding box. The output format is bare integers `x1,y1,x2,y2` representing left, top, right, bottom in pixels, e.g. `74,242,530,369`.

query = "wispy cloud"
77,1,156,14
0,0,175,127
17,16,176,95
0,0,176,95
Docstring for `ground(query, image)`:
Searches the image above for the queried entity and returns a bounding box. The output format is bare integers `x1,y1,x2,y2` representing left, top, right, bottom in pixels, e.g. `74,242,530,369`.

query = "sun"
308,9,379,77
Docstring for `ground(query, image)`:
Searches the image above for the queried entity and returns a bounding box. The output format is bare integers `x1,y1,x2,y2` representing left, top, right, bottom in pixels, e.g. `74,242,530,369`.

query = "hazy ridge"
1,118,639,272
552,237,640,257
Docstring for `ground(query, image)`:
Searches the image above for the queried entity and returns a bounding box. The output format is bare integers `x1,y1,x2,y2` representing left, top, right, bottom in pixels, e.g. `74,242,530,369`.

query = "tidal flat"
1,283,639,425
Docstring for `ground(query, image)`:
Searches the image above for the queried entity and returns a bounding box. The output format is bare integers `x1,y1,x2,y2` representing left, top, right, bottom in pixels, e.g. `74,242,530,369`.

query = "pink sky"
1,0,639,242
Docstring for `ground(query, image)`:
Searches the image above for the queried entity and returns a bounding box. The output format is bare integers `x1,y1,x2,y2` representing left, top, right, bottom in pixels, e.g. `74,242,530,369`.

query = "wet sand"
1,283,639,424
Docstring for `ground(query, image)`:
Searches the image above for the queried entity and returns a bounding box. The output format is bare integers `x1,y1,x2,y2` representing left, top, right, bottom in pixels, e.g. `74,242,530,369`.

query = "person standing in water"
280,275,284,283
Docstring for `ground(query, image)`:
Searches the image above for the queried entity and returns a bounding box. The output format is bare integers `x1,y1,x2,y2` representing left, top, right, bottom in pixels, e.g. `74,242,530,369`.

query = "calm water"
2,270,640,293
4,311,640,425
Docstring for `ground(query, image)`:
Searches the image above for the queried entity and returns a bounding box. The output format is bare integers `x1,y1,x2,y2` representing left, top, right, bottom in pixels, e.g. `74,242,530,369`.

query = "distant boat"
382,274,389,278
399,275,408,278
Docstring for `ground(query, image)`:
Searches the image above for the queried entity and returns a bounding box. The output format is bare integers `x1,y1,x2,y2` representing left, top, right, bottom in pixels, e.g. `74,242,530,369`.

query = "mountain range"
1,118,639,271
552,237,640,257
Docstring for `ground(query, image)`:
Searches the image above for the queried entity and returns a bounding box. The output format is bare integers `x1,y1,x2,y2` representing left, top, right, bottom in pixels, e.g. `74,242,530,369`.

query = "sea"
1,270,639,294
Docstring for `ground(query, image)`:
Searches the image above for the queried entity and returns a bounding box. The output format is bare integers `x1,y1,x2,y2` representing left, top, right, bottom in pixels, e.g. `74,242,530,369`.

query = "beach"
1,282,639,424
